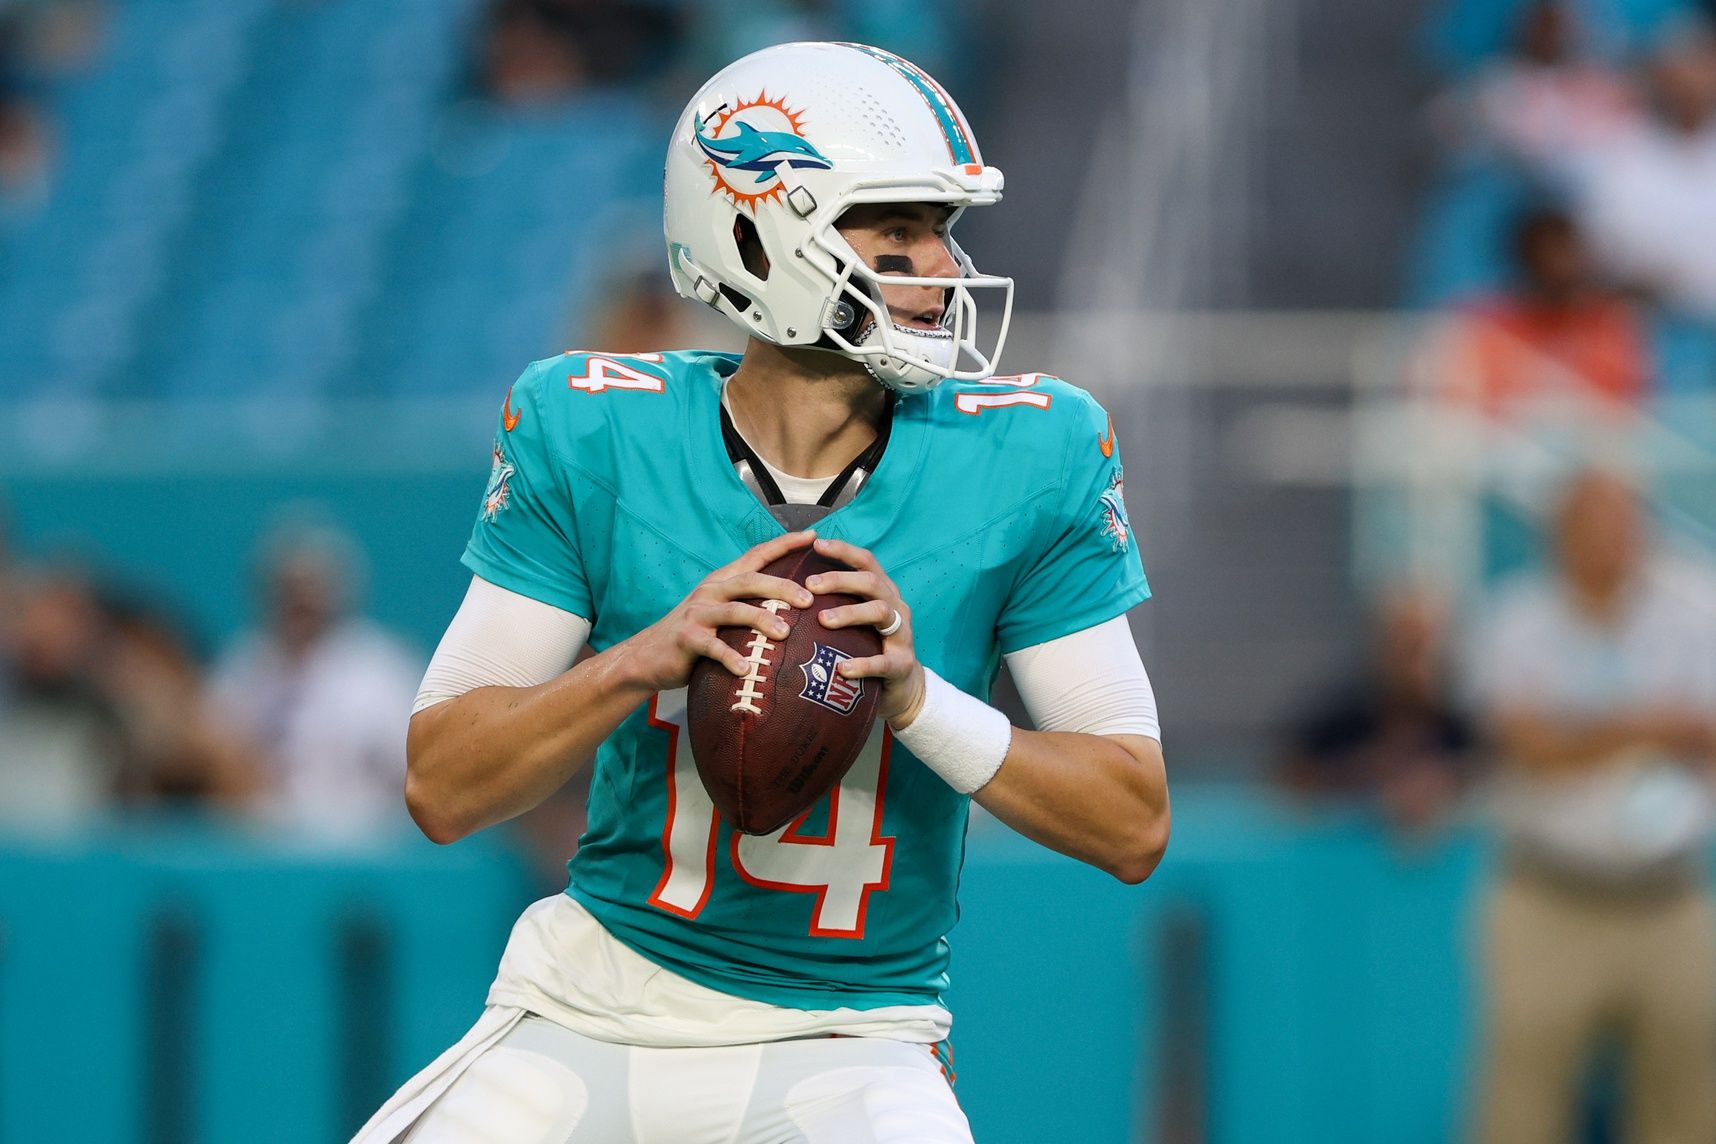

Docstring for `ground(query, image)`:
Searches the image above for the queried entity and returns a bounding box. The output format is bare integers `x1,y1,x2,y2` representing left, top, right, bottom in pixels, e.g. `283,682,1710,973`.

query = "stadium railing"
1,789,1501,1144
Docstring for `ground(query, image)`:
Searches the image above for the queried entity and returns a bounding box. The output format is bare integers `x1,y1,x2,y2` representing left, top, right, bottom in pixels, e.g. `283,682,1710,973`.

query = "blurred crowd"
1416,0,1716,408
1282,468,1716,826
1293,0,1716,821
0,509,423,841
1283,462,1716,1139
1288,6,1716,1131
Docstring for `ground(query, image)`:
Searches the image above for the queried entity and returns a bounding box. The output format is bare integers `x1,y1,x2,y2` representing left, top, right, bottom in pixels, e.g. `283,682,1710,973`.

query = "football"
686,547,884,835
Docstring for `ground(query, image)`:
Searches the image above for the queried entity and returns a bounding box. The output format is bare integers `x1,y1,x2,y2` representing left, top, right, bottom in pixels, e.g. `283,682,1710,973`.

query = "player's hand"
807,536,927,727
623,531,818,690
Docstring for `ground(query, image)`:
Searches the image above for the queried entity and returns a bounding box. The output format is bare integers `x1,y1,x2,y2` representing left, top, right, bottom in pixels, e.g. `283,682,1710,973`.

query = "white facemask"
855,321,958,393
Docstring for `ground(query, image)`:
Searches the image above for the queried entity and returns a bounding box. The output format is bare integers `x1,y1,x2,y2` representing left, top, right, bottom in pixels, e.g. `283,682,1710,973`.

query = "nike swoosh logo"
503,388,521,432
1098,415,1114,458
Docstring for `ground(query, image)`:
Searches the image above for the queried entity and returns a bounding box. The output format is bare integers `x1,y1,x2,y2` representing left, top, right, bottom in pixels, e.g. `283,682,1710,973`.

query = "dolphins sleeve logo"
482,440,516,523
696,93,832,210
1098,468,1132,554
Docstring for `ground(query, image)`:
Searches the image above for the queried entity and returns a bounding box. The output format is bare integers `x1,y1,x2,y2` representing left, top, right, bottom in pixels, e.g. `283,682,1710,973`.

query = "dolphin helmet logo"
698,121,829,184
696,93,831,210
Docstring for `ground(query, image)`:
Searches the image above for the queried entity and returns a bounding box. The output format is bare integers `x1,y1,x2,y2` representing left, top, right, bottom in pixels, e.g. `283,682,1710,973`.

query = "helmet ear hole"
732,215,770,281
718,283,754,313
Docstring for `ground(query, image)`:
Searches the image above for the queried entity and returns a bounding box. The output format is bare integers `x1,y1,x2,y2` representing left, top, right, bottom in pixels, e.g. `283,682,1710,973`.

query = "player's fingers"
812,536,881,573
838,643,916,680
710,572,814,608
672,627,748,679
816,598,896,631
804,569,892,601
686,629,751,676
699,601,793,640
722,529,817,577
833,652,892,681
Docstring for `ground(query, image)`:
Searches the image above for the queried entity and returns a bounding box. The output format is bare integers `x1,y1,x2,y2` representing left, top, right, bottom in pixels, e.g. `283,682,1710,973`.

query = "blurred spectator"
0,560,261,825
1569,19,1716,320
209,519,422,839
1471,468,1716,1142
0,499,17,668
1439,2,1638,171
1282,586,1478,832
1424,206,1649,418
477,0,681,105
480,0,584,105
97,599,259,810
0,569,121,827
586,269,699,353
0,0,101,213
0,89,48,198
0,8,52,208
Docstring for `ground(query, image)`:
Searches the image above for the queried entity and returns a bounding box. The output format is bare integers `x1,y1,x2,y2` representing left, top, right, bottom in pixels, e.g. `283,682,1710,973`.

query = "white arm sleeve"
1002,615,1160,741
412,577,593,713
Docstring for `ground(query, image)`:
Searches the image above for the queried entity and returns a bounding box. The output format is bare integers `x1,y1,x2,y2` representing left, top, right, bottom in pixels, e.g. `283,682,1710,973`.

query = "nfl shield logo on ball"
799,643,862,715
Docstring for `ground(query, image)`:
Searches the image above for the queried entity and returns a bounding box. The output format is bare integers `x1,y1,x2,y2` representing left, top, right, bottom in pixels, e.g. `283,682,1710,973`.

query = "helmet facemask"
800,185,1013,394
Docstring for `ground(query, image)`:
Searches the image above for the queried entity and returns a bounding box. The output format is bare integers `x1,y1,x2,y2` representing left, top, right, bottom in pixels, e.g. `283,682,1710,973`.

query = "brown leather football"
686,547,883,835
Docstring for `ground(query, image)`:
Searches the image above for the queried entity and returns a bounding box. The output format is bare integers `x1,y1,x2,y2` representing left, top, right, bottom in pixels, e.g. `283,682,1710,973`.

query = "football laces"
730,599,790,715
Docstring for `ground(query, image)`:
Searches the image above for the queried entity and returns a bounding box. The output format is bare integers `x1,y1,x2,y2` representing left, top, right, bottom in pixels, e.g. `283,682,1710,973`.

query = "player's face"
834,203,959,332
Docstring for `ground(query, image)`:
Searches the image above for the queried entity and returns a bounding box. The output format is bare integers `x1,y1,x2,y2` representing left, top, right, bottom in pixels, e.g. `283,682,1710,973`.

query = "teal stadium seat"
0,0,266,397
141,0,482,404
359,96,664,398
3,0,940,410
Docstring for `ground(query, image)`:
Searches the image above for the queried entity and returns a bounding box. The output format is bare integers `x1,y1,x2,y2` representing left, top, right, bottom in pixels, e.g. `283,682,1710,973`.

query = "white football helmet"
664,41,1013,392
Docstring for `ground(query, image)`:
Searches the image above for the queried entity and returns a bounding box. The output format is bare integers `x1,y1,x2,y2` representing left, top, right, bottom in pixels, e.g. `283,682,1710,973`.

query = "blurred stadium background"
5,0,1716,1140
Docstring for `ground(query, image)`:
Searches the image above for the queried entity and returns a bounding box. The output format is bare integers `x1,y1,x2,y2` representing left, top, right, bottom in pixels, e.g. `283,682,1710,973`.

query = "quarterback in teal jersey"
355,41,1168,1144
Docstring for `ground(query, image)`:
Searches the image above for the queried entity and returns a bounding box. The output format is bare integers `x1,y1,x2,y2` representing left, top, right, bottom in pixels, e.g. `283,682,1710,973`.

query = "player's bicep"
414,576,593,713
996,397,1148,652
462,362,594,617
1003,615,1160,741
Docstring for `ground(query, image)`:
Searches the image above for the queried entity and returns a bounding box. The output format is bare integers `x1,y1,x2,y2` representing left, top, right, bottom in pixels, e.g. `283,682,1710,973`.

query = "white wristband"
894,668,1012,794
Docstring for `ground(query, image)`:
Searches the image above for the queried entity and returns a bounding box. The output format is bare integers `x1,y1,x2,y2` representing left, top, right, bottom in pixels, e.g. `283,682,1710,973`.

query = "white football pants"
400,1014,974,1144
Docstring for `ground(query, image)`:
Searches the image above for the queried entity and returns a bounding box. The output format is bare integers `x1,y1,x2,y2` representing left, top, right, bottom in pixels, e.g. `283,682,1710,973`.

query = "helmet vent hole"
733,214,770,281
858,93,903,147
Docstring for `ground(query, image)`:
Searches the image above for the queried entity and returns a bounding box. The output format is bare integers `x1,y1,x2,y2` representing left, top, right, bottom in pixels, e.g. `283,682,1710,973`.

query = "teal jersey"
462,349,1149,1012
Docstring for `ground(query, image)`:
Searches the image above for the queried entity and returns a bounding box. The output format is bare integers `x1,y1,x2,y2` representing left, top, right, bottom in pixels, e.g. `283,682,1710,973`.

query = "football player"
355,41,1168,1144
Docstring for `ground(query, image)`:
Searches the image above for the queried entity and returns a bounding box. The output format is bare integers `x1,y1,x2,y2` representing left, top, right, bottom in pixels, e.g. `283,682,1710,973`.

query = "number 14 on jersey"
646,688,895,939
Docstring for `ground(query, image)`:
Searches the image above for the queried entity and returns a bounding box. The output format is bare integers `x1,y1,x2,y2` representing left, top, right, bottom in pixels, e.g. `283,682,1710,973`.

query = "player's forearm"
970,731,1170,884
1496,712,1669,775
406,644,656,843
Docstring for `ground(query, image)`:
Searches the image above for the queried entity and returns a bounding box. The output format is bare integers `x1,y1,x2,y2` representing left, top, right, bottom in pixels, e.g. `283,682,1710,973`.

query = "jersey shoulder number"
563,351,670,394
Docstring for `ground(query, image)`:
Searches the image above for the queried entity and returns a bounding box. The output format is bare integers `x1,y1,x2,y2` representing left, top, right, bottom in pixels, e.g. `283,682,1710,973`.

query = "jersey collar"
688,355,929,556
